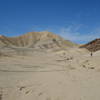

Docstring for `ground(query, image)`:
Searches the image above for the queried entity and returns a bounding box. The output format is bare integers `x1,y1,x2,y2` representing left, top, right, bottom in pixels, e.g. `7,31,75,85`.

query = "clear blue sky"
0,0,100,43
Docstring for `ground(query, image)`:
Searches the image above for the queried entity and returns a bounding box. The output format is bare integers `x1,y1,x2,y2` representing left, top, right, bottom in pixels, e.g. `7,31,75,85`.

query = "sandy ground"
0,48,100,100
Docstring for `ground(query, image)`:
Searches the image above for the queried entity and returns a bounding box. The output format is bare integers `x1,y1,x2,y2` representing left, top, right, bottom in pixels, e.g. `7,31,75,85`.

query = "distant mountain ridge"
0,31,76,50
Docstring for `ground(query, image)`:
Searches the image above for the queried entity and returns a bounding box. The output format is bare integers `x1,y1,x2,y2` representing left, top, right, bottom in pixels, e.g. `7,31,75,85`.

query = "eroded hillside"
0,31,76,49
80,38,100,52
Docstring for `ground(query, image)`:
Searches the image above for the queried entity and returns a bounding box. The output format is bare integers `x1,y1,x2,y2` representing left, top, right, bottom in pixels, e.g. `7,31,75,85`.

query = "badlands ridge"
0,31,100,100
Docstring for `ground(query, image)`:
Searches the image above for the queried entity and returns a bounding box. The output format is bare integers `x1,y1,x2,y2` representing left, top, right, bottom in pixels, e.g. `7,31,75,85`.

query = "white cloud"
59,25,100,44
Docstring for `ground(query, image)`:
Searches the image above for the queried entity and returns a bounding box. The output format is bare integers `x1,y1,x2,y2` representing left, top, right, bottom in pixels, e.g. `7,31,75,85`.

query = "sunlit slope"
0,31,77,49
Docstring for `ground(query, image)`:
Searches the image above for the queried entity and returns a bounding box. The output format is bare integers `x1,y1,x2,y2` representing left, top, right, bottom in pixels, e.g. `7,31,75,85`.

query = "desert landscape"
0,31,100,100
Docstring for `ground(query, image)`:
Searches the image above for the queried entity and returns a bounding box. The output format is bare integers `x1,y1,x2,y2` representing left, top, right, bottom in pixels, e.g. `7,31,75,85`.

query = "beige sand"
0,48,100,100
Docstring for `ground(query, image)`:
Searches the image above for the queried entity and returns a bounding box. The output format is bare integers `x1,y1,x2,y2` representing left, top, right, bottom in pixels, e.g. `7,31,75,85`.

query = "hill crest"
80,38,100,52
0,31,76,49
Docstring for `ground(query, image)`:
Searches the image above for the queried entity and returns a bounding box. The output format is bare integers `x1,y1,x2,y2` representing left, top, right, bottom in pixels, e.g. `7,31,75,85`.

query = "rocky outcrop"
80,38,100,52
